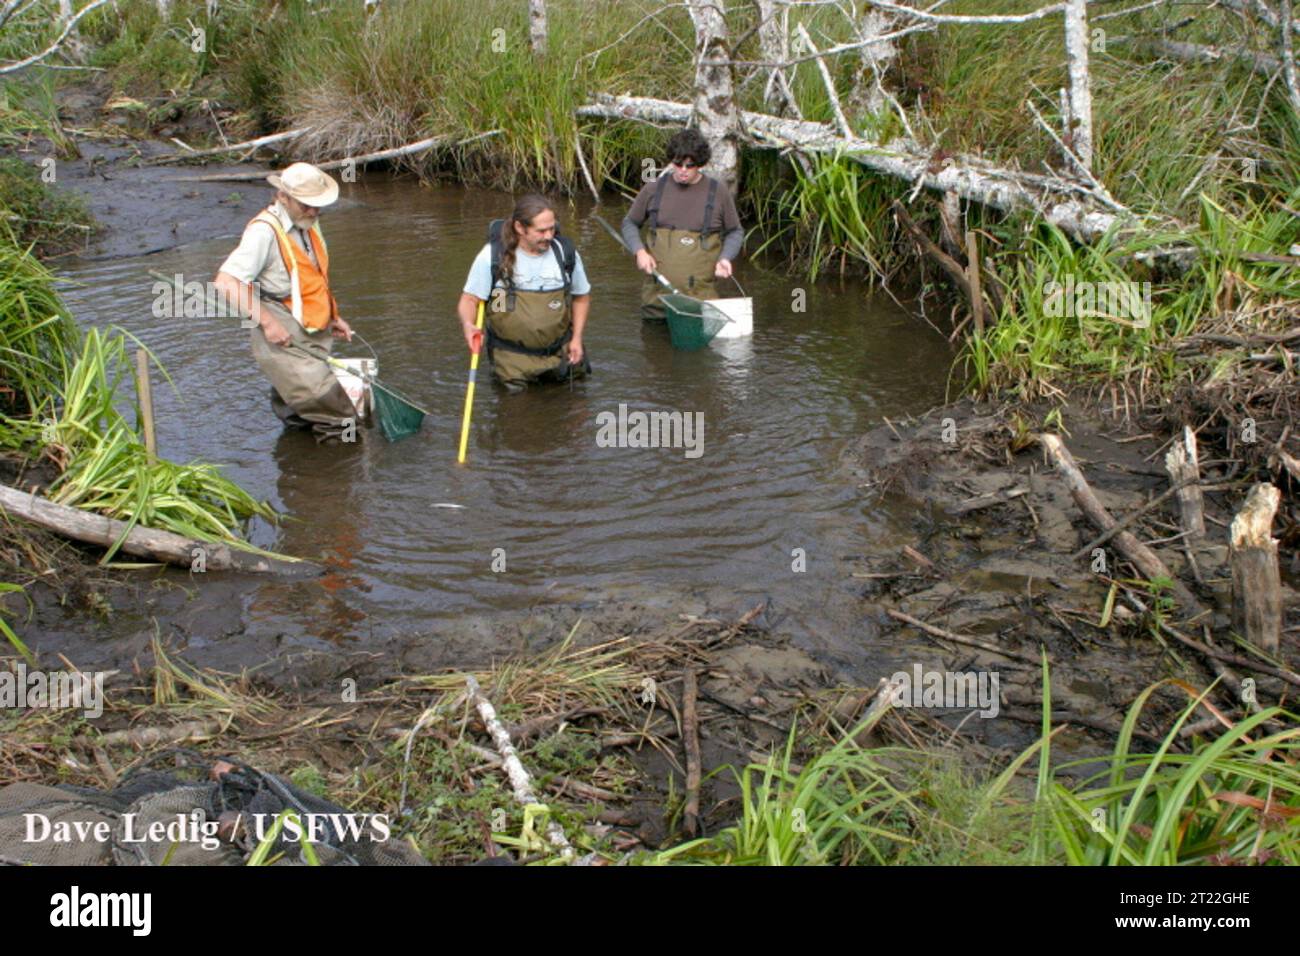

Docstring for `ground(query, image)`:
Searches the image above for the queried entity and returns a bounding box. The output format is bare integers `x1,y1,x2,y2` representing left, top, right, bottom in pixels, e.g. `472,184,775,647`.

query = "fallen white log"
0,483,298,573
147,127,313,165
465,675,575,860
166,130,502,183
577,94,1152,243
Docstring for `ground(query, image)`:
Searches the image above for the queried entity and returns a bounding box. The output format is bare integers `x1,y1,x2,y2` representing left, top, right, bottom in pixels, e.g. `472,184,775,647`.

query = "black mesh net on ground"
0,749,427,866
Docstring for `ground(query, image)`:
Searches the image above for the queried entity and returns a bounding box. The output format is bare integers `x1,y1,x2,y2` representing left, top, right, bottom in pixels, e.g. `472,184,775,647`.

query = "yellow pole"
457,299,486,463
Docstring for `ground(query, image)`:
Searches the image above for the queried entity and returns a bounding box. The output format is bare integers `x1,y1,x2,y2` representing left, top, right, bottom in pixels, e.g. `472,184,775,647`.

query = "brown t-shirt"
627,174,741,234
623,174,744,263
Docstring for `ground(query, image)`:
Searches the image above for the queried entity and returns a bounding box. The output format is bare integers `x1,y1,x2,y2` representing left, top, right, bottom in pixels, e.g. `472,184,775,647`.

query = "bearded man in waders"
621,128,744,321
457,194,591,389
214,162,357,440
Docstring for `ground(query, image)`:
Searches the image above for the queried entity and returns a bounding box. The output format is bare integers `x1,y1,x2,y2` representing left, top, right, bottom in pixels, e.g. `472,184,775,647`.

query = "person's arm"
714,185,744,279
216,223,293,345
715,226,744,278
457,292,486,352
458,247,494,351
567,294,589,364
620,216,645,255
214,270,290,347
623,184,658,274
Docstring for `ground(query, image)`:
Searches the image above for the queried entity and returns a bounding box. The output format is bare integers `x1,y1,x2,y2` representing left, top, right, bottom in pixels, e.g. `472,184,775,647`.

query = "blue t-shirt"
463,242,591,300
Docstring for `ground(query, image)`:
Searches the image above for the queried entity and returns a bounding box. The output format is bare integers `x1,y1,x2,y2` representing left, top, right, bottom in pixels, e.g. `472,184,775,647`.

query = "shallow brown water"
57,175,954,671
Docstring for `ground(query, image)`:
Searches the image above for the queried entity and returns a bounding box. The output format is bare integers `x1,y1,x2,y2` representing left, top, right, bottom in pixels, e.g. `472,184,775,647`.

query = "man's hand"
261,317,291,347
329,316,353,341
714,258,733,280
567,336,584,365
635,249,657,276
462,321,483,353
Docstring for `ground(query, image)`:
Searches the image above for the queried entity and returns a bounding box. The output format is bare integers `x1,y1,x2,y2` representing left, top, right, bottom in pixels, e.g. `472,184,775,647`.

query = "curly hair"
665,128,711,168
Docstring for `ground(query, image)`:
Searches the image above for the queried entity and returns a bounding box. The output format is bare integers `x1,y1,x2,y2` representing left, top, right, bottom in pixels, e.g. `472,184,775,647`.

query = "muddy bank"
841,399,1299,743
42,78,313,260
4,599,873,859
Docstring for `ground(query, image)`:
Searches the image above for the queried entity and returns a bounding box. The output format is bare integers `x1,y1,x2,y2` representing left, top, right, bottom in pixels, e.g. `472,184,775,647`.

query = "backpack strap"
486,218,516,311
487,218,506,286
646,174,669,243
701,177,719,236
551,234,576,303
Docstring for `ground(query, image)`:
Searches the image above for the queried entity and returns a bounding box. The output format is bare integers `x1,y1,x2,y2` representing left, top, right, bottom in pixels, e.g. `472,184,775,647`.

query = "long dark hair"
500,193,558,284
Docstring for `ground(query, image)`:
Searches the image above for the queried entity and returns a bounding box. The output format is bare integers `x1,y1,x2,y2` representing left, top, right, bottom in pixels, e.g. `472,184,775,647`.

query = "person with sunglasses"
620,128,744,321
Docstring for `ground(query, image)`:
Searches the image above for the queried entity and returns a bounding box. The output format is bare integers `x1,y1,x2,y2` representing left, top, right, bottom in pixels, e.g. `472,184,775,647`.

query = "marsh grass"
0,231,77,418
654,659,1298,866
1048,680,1300,866
966,191,1300,398
35,328,278,560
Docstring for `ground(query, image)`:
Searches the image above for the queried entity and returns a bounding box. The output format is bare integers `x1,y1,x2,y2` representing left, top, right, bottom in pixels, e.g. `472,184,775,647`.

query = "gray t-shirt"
462,242,591,300
622,173,744,262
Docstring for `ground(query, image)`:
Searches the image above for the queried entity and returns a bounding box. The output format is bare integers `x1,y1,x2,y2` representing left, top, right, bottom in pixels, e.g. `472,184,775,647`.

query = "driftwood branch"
682,667,701,837
1061,0,1093,171
77,718,226,749
0,0,114,74
0,483,299,572
147,127,313,165
1165,426,1205,542
1069,477,1228,561
885,608,1040,664
464,675,574,860
166,130,502,183
1039,434,1207,617
795,22,852,138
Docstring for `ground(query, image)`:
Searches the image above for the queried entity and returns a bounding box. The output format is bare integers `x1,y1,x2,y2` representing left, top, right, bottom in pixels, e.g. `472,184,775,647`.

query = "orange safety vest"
251,208,337,331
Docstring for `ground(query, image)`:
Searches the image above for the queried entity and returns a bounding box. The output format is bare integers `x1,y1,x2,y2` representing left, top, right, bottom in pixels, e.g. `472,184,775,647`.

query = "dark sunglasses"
672,159,701,169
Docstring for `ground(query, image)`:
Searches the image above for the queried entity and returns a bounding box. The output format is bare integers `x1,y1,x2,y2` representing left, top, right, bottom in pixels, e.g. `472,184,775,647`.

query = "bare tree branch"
0,0,114,74
795,22,852,136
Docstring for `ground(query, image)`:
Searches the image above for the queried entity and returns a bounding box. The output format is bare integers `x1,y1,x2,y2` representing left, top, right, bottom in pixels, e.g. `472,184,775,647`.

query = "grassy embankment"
5,632,1296,865
0,78,277,658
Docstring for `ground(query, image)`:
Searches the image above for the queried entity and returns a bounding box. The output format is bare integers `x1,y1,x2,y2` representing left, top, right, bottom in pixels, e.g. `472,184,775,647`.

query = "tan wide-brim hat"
267,162,339,207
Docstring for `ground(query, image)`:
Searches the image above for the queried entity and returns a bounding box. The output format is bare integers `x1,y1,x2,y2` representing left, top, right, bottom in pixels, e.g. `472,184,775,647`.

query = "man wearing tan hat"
214,162,357,439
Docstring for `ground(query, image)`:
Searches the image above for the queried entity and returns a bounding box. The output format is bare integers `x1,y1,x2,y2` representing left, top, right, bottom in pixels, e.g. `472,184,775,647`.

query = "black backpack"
487,218,577,293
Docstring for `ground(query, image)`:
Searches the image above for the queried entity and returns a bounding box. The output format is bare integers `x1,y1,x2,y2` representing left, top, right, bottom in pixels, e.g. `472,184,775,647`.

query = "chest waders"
485,225,590,386
640,176,720,321
246,210,354,436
